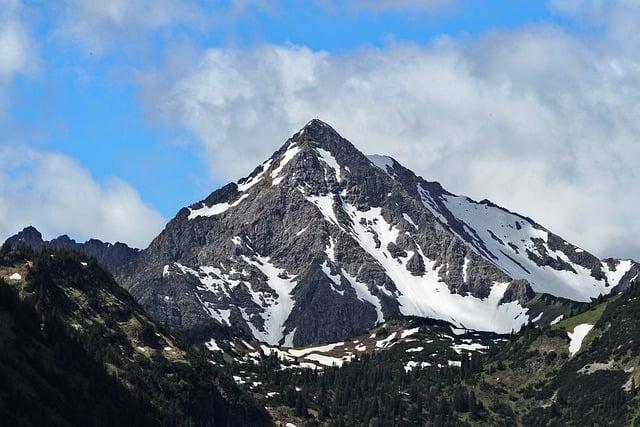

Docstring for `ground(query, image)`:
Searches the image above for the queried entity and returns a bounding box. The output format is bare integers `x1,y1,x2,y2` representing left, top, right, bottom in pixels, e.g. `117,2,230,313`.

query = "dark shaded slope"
0,245,270,426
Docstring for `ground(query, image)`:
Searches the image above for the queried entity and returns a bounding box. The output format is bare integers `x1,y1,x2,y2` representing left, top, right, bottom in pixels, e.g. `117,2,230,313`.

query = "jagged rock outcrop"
5,226,139,273
119,120,639,346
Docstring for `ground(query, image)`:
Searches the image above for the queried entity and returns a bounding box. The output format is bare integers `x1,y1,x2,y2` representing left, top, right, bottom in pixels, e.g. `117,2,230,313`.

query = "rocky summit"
118,119,640,347
5,226,140,274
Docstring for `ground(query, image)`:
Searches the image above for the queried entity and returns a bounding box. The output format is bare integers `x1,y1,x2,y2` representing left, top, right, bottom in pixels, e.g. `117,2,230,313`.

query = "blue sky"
2,0,640,259
6,0,560,216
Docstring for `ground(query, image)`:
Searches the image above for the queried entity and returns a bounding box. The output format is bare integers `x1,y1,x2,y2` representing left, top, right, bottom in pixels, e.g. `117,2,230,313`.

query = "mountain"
5,226,140,273
119,119,639,347
0,245,269,426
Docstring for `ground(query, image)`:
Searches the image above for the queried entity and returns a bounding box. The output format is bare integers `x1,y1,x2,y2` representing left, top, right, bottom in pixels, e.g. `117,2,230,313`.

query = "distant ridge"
4,226,140,273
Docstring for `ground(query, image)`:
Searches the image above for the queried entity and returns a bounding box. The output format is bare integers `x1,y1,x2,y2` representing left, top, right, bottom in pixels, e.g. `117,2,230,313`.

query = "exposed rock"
117,119,639,347
4,226,140,273
500,280,536,305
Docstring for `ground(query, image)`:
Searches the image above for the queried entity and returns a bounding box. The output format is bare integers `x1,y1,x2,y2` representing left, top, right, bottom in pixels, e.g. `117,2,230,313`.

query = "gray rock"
117,119,639,347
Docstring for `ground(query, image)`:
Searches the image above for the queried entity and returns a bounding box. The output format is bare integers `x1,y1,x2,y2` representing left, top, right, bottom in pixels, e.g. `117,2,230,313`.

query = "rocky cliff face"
119,120,639,347
5,226,140,273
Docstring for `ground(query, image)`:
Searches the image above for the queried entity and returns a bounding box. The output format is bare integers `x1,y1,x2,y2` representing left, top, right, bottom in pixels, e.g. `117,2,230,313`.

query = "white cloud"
141,11,640,260
56,0,204,55
0,21,33,79
55,0,273,56
0,147,165,248
0,0,37,81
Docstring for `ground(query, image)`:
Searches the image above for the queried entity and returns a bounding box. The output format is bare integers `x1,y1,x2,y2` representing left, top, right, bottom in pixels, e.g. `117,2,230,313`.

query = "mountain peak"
121,122,640,347
7,226,44,247
293,119,347,151
298,118,335,135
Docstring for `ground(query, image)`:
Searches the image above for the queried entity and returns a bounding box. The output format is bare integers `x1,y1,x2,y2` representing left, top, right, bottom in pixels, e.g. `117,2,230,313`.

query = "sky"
0,0,639,260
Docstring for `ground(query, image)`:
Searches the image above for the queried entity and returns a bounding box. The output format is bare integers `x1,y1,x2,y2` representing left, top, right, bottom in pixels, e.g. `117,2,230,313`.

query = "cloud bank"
0,147,165,248
142,10,640,259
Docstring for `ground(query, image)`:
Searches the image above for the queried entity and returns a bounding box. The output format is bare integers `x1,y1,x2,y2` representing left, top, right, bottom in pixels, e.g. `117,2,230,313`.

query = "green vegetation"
553,297,613,331
236,348,485,426
0,246,269,426
227,282,640,426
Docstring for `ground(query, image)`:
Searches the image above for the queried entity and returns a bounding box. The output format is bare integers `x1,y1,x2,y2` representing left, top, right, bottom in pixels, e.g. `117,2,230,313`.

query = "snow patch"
344,202,528,333
305,193,340,226
436,192,617,302
325,236,337,262
283,328,296,347
603,259,633,287
462,256,471,283
237,158,272,192
316,147,342,182
568,323,594,356
205,338,222,352
188,193,249,219
402,213,417,228
400,327,420,339
271,144,301,185
241,255,298,345
452,343,487,354
321,262,344,295
375,332,397,348
550,315,564,325
530,312,544,323
304,353,350,367
342,269,384,324
368,154,395,177
288,342,344,357
404,361,431,372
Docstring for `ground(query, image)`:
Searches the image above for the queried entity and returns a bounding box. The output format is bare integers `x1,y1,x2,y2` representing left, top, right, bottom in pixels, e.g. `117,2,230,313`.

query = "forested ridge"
221,280,640,426
0,245,269,426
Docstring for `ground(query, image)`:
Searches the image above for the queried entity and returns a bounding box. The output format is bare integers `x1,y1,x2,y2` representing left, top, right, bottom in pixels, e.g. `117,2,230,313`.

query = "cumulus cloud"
0,147,165,248
141,9,640,259
550,0,640,49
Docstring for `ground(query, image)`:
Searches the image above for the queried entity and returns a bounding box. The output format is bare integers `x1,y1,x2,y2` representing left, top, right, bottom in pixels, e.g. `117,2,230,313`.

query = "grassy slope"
553,298,613,331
